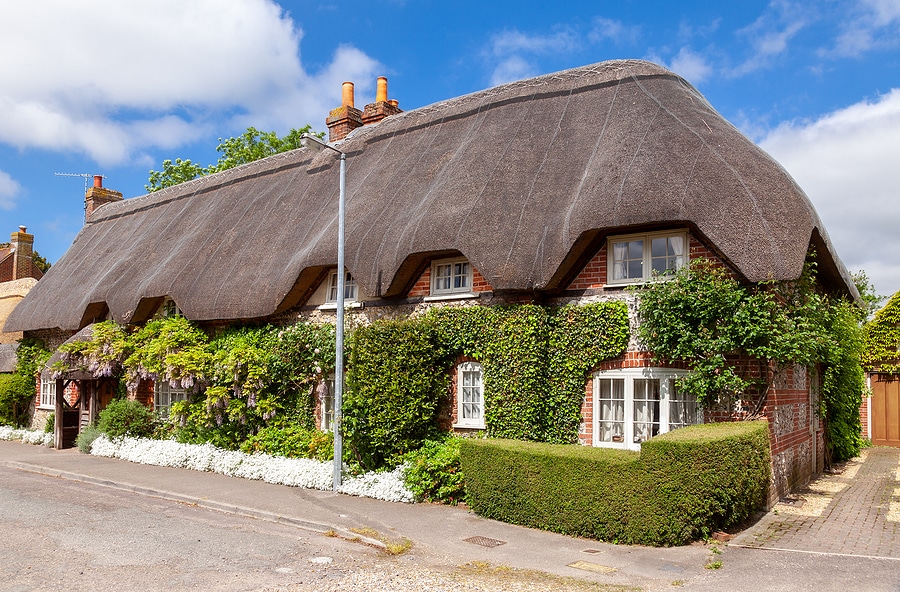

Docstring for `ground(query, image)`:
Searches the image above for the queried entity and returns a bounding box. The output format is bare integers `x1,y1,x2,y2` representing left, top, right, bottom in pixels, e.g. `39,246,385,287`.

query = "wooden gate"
871,374,900,447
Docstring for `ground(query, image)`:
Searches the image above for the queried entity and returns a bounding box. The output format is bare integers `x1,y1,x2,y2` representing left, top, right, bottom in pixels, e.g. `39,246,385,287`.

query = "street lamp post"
300,134,346,491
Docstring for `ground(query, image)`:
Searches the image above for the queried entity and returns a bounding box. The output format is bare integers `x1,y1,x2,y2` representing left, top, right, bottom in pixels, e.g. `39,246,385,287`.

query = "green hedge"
460,421,770,546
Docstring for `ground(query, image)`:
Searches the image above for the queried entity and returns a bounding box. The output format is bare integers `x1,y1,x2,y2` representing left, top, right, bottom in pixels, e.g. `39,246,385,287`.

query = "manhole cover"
568,561,616,574
582,548,603,555
463,536,507,548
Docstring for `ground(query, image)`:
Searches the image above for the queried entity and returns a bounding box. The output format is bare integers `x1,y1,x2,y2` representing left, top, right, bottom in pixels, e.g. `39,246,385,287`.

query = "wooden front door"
871,374,900,447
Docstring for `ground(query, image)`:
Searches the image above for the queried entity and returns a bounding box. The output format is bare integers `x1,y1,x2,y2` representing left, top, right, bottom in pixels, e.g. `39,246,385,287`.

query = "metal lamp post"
300,134,346,490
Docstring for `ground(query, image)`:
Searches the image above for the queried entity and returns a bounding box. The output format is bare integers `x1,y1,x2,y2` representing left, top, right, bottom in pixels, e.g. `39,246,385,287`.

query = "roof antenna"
55,172,104,223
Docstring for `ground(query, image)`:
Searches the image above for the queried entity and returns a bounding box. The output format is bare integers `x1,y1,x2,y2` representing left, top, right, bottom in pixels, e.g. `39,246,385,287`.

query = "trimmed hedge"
460,421,770,546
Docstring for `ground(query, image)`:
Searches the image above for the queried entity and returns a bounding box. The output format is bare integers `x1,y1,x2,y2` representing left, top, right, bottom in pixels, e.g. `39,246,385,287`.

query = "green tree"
851,270,885,320
146,125,324,192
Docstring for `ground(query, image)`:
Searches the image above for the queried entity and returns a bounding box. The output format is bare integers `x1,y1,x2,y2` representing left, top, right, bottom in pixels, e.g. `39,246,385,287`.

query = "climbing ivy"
344,302,630,469
863,290,900,374
635,258,866,462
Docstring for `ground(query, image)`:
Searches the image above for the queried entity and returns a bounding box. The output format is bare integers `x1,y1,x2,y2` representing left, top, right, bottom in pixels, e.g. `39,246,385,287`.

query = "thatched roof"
5,59,854,332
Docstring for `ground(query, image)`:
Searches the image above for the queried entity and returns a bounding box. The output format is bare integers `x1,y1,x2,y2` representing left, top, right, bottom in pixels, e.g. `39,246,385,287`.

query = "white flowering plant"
0,425,53,447
90,434,413,503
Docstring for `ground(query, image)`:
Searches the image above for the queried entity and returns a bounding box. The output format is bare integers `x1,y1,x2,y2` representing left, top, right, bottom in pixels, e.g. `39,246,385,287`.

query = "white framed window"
39,378,56,409
593,368,700,450
455,361,485,429
326,270,358,303
607,230,687,284
321,375,336,432
154,381,188,419
431,257,472,295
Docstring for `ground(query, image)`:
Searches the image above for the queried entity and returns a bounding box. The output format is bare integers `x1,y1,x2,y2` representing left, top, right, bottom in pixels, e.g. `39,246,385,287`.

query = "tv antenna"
55,172,103,223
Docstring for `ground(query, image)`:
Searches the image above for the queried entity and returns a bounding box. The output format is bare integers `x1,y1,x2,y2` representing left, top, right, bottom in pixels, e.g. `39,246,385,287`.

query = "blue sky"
1,1,899,297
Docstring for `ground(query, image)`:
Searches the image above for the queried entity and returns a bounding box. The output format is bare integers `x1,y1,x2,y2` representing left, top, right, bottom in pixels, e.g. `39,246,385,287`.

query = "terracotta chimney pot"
93,175,103,188
376,77,388,103
341,82,355,108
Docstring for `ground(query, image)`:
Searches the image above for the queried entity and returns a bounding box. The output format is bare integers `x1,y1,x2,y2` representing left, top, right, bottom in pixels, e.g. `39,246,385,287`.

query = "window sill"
317,301,363,310
424,292,480,302
37,405,55,411
453,422,485,430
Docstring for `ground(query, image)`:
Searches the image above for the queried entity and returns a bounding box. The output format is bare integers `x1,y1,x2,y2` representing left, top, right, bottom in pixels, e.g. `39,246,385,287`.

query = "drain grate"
582,548,603,555
463,536,507,548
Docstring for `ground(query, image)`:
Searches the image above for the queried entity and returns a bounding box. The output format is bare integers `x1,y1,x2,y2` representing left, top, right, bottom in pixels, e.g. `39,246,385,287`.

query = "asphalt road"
4,463,900,592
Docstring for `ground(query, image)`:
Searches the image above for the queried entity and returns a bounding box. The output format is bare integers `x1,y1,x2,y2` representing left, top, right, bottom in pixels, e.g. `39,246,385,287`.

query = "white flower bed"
90,435,414,503
0,425,53,447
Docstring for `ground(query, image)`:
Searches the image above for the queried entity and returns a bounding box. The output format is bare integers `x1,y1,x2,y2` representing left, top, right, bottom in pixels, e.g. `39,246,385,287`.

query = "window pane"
632,379,660,443
612,240,643,280
459,364,483,423
597,378,625,442
668,379,700,430
650,236,685,276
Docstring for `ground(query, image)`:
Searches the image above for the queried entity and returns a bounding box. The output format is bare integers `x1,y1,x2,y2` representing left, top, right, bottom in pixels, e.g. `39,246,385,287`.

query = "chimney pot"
388,99,399,108
341,81,355,108
93,175,103,188
18,225,26,233
376,77,388,103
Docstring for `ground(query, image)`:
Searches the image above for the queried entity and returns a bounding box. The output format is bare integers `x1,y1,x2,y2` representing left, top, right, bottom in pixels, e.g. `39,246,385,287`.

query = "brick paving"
732,446,900,558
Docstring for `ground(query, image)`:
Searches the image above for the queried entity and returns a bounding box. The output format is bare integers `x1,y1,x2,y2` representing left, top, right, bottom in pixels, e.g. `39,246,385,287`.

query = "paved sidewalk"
731,446,900,559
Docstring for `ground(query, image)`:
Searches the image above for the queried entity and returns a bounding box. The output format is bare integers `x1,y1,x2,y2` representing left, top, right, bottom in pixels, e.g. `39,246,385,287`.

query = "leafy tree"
146,125,323,192
851,270,885,320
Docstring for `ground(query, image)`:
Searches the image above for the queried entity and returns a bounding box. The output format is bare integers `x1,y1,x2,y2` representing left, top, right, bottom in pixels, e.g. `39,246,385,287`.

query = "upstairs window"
326,270,358,303
608,231,687,284
431,258,472,295
455,361,485,429
156,297,183,319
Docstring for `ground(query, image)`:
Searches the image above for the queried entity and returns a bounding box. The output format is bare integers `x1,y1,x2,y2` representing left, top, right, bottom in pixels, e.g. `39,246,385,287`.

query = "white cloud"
485,28,579,86
0,0,381,165
760,89,900,297
0,170,20,210
731,1,808,76
588,17,640,45
831,0,900,57
664,47,713,84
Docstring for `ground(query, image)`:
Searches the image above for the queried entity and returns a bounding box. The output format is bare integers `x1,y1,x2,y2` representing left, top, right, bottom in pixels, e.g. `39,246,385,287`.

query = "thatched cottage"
4,60,855,498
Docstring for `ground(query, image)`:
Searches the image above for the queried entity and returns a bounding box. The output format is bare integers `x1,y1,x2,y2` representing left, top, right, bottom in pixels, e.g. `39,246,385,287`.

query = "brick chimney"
327,78,402,142
9,226,34,280
84,175,123,221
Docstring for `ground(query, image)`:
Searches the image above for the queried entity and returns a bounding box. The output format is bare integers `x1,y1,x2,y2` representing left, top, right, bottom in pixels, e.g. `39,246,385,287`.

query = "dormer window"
431,257,472,295
156,297,183,319
608,231,687,284
326,270,357,303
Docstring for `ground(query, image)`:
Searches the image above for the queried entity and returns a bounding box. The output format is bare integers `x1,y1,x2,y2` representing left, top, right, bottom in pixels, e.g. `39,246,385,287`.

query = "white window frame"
454,361,485,429
326,269,358,303
592,368,700,450
430,257,473,296
39,378,56,409
154,381,188,419
607,230,688,285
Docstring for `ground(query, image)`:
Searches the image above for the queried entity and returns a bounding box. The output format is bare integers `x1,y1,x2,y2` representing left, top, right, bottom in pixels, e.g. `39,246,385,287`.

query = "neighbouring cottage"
4,60,857,501
0,226,44,374
861,291,900,447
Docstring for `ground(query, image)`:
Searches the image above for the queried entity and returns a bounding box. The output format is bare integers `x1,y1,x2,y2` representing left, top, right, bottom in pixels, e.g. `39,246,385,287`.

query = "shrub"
240,425,333,461
97,399,155,438
402,437,465,505
75,424,102,453
44,412,55,433
461,421,770,546
0,373,35,427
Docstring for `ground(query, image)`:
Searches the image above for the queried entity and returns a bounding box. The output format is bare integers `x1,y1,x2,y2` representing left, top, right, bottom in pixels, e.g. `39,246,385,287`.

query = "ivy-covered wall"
344,302,630,469
864,290,900,374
